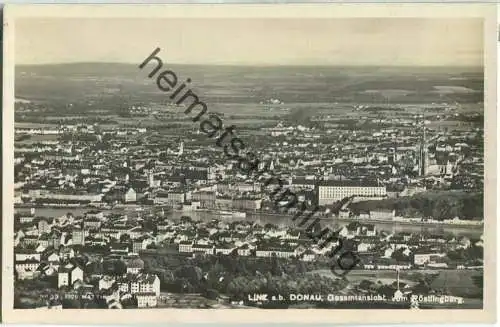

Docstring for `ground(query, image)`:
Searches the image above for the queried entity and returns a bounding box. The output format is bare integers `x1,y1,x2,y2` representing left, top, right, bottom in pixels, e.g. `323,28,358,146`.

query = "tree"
358,279,374,290
174,265,203,291
472,274,483,297
120,234,131,243
203,288,219,300
413,279,431,295
146,243,157,249
391,248,411,262
296,260,307,274
103,259,127,276
270,253,282,276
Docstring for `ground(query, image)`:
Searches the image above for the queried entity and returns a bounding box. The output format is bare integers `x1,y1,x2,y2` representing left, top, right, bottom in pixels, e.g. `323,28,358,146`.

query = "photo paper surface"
2,3,497,324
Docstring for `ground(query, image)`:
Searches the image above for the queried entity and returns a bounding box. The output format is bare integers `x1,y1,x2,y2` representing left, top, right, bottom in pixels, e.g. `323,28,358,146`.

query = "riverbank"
16,203,483,227
335,216,483,229
15,204,483,236
247,211,484,230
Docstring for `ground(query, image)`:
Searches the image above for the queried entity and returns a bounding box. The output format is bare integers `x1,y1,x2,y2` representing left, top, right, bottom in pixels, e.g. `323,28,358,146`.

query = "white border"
2,3,497,324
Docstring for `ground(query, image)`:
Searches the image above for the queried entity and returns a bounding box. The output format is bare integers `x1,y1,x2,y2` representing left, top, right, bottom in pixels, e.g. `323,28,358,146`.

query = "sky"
16,18,483,66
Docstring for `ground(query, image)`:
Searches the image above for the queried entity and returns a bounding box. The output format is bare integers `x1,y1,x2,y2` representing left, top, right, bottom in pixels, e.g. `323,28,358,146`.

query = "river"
18,206,483,237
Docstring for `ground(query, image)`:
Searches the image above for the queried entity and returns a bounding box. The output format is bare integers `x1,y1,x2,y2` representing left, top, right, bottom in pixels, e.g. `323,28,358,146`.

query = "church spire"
396,267,400,291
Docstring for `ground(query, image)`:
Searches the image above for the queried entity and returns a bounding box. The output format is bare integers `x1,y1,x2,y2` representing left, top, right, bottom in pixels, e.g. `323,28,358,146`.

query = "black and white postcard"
2,3,497,324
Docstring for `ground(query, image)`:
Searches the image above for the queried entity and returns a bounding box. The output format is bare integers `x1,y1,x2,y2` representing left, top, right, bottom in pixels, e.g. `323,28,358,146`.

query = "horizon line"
15,62,485,69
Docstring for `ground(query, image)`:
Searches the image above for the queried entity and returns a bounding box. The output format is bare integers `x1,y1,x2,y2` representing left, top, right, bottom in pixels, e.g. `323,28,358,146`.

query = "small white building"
124,188,137,203
15,258,40,280
300,250,316,262
58,264,84,288
237,245,251,256
136,292,158,308
99,276,116,290
178,241,193,253
191,244,214,255
130,274,161,297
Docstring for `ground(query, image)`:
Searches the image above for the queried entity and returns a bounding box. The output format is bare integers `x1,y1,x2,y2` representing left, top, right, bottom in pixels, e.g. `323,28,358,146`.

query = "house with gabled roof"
15,258,41,280
15,249,41,262
57,263,84,288
299,249,316,262
136,292,157,308
129,273,160,296
126,257,145,275
178,241,193,253
99,275,116,290
215,243,234,255
237,243,251,256
192,244,214,255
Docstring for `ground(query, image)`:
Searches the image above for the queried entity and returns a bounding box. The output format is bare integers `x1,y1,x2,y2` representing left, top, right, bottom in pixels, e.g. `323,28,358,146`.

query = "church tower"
148,170,155,188
392,267,404,301
178,141,184,156
417,115,429,177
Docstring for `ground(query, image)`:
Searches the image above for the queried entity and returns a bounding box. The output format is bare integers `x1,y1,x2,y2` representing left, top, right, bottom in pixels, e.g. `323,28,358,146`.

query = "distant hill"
15,63,484,105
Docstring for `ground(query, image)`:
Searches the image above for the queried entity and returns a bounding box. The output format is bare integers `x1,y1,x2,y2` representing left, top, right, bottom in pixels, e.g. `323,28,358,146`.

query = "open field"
308,269,482,289
308,269,418,285
16,63,483,107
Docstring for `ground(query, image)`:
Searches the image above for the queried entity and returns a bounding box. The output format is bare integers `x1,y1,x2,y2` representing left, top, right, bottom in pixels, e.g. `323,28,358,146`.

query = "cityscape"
12,17,484,310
